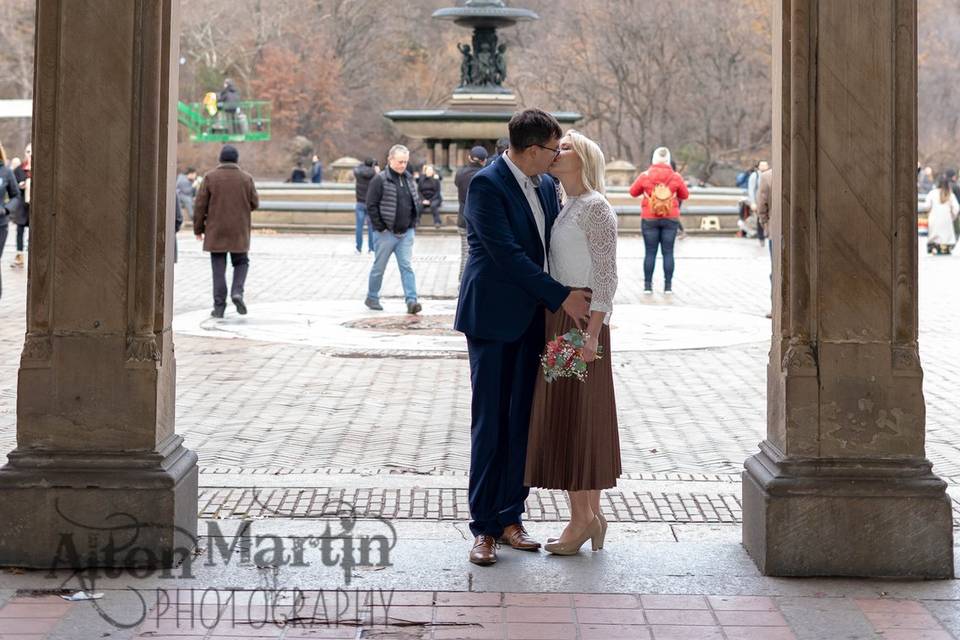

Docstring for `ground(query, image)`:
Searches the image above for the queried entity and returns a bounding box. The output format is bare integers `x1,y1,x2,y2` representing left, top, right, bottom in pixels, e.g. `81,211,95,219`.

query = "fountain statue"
384,0,581,173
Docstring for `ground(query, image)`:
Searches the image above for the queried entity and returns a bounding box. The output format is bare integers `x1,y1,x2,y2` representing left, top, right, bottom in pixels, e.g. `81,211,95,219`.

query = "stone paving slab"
1,517,959,639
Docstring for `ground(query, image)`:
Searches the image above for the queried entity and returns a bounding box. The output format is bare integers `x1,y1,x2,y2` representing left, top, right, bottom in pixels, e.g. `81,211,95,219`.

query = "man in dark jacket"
0,151,23,299
218,79,241,133
310,155,323,183
454,146,488,280
365,144,422,314
194,145,260,318
353,158,378,253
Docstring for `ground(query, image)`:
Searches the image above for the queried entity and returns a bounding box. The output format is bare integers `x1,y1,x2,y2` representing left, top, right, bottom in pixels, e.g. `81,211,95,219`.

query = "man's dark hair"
946,168,958,181
495,137,510,155
364,157,375,166
508,109,562,150
186,166,196,174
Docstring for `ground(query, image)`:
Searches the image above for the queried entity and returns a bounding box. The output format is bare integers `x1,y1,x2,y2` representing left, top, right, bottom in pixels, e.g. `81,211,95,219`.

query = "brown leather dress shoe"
469,535,498,566
499,524,541,551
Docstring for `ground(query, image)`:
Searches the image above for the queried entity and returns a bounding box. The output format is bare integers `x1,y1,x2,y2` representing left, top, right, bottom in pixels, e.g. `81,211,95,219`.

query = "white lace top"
548,190,618,323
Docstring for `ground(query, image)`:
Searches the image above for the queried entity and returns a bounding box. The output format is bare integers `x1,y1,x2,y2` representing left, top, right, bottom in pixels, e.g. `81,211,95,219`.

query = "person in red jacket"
629,147,689,294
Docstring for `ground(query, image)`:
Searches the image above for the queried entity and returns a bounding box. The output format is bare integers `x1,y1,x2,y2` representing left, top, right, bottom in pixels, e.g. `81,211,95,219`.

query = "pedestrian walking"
193,145,260,318
0,142,23,299
9,143,30,269
364,144,422,314
310,155,323,184
353,158,379,254
756,165,774,317
176,167,197,222
173,187,183,264
417,164,443,228
454,146,488,281
925,175,960,255
629,146,689,294
748,160,769,243
945,169,960,238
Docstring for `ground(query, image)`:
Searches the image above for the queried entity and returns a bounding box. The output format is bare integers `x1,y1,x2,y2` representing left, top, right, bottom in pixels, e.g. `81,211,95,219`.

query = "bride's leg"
556,490,596,543
589,490,601,517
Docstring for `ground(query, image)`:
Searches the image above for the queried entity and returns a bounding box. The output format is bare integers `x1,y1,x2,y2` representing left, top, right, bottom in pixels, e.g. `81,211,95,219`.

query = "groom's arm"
465,175,569,312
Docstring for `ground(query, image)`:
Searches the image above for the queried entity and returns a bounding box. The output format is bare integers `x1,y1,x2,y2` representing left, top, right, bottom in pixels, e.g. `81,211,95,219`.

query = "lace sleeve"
578,195,618,314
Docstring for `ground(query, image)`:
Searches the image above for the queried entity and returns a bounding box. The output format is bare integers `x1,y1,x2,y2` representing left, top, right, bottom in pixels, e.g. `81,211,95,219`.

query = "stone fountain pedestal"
384,0,580,173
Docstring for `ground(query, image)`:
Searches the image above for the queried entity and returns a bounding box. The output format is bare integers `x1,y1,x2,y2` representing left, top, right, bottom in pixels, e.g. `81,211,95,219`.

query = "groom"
455,109,591,566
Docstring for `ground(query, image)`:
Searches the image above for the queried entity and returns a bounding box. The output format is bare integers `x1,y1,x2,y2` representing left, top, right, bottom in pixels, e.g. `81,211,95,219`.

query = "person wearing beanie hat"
629,146,689,294
219,144,239,164
454,145,489,280
193,145,260,318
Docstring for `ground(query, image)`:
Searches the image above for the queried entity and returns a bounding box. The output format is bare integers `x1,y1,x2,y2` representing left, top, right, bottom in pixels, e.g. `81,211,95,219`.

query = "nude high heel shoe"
595,510,607,550
544,517,602,555
550,511,607,550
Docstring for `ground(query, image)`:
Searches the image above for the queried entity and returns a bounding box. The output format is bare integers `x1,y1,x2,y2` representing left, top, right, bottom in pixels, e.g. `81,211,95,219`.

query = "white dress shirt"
502,151,548,270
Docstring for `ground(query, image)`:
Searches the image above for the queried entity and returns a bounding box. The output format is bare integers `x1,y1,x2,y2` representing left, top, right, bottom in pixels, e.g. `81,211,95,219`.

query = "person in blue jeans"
353,158,379,253
629,146,689,294
364,145,422,314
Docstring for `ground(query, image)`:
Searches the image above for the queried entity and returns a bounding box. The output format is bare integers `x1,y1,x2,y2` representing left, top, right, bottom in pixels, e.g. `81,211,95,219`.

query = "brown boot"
469,535,498,566
499,524,541,551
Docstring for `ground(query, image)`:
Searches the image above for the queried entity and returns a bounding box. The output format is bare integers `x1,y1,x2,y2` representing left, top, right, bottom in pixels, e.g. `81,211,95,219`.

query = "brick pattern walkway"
0,234,959,478
197,486,960,528
2,591,956,639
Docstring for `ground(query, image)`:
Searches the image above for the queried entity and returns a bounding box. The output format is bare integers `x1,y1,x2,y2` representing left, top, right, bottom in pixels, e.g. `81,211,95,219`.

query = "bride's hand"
582,335,599,363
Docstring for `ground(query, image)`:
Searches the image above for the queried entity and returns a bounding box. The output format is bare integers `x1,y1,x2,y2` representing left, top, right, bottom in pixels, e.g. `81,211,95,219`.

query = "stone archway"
0,0,952,578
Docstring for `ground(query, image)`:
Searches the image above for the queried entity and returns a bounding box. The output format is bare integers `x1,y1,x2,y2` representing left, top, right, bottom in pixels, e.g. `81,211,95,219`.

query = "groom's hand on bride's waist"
561,289,592,329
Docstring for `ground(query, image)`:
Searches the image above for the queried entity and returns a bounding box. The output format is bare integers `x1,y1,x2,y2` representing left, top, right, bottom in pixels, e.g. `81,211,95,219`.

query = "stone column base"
0,435,198,569
743,443,954,578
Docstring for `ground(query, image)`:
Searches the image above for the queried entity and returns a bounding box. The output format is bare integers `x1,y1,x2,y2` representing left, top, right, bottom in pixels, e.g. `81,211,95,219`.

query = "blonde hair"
565,129,606,195
0,142,7,166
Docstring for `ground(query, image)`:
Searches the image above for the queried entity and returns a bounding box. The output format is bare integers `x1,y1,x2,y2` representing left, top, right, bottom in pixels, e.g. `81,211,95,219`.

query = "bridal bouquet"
541,328,603,383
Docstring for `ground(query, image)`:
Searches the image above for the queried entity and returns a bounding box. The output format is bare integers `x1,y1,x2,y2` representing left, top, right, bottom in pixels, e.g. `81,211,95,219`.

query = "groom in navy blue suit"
455,109,592,566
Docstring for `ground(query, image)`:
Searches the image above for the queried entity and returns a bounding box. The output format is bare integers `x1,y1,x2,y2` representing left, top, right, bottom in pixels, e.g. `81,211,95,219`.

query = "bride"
524,129,621,555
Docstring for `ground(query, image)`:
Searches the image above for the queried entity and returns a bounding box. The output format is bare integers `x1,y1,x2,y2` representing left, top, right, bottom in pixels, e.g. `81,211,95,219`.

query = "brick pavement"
3,590,958,639
0,232,959,478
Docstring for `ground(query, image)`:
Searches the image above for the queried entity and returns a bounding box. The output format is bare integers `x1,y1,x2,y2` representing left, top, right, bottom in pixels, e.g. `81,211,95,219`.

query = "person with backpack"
629,147,689,294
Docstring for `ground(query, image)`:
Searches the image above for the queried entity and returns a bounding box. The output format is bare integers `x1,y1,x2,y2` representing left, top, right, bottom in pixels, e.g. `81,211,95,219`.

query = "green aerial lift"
177,99,271,143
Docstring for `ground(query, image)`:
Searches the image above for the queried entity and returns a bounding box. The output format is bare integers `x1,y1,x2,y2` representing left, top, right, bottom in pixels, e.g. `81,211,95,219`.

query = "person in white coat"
925,175,960,255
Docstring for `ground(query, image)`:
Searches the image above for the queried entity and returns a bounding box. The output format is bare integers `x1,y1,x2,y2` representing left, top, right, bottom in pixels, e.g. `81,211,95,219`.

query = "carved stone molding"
20,333,52,365
125,333,160,365
780,339,817,375
892,344,922,376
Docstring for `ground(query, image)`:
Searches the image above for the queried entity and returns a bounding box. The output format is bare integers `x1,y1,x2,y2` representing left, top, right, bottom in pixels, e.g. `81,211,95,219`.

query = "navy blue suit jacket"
455,155,569,342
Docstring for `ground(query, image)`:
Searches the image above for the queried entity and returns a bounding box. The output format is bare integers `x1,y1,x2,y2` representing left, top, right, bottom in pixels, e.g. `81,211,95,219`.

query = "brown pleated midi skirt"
524,308,622,491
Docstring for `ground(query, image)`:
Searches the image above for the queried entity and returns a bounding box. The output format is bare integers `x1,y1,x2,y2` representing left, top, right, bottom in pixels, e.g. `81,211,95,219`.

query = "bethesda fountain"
384,0,581,172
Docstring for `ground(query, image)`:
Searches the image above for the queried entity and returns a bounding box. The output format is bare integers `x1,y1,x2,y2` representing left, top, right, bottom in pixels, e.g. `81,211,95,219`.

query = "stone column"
432,141,443,169
449,142,460,172
426,140,437,166
441,140,452,173
743,0,953,578
0,0,198,568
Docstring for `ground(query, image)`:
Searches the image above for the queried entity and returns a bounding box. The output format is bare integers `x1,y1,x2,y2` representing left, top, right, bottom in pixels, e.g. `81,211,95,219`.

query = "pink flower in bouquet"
540,328,604,383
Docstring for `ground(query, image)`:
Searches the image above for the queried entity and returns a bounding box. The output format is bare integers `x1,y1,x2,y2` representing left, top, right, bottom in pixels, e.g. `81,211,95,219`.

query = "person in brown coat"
194,145,259,318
